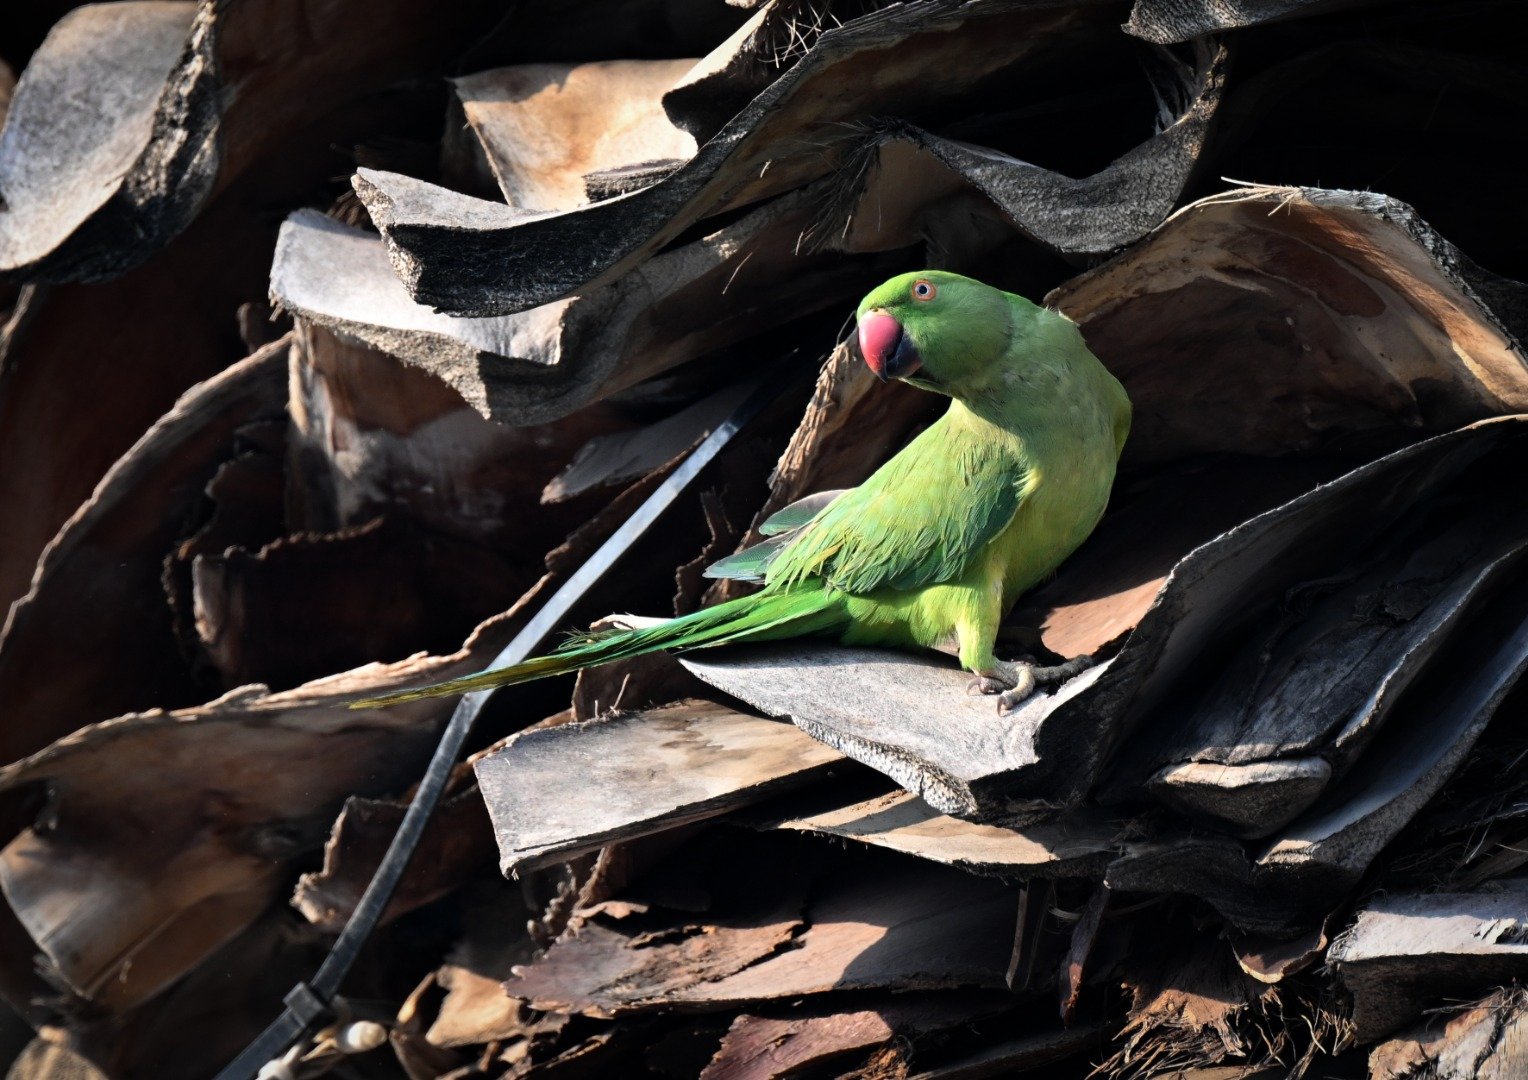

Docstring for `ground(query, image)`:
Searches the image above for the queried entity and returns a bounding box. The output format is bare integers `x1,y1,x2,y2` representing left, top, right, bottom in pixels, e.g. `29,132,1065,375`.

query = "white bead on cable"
334,1021,387,1054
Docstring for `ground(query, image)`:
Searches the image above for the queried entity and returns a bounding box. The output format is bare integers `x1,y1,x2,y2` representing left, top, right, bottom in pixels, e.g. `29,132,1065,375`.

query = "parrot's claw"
992,654,1101,715
990,666,1039,717
997,679,1035,715
969,659,1036,713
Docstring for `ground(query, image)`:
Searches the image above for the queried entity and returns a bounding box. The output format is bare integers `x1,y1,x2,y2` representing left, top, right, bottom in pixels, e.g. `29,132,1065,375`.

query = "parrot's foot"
967,660,1036,712
971,654,1100,716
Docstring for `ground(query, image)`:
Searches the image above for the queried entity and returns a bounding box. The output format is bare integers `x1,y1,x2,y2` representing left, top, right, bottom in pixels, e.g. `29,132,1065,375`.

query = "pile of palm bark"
4,0,1528,1077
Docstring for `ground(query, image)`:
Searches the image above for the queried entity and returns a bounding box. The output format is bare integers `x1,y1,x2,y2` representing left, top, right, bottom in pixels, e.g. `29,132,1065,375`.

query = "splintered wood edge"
0,2,220,280
475,704,848,876
1329,887,1528,964
492,756,844,876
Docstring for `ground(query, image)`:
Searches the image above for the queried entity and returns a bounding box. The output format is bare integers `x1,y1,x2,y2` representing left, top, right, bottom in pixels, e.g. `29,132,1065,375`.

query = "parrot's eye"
911,279,937,301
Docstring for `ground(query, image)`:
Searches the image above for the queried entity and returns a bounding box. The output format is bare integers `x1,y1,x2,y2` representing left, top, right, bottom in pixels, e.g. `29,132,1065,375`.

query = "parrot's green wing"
704,489,851,583
766,423,1027,595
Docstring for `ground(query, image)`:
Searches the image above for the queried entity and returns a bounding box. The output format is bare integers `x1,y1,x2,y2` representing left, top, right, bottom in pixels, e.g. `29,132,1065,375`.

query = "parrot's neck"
944,330,1127,468
944,395,1054,458
941,368,1124,485
949,364,1089,444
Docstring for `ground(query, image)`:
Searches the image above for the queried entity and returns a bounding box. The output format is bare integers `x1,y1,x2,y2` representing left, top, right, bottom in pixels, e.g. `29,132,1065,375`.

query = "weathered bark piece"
413,877,540,1050
1111,562,1528,935
701,994,1009,1080
759,790,1117,879
188,514,528,690
1051,187,1528,463
0,2,217,282
1060,886,1109,1022
475,700,846,875
1231,918,1331,984
2,0,507,283
0,341,289,767
1136,512,1528,836
291,780,493,933
703,1008,905,1080
1254,566,1528,907
1090,415,1528,758
285,321,625,553
356,0,1114,316
0,668,456,1012
544,383,753,503
508,856,1014,1015
1147,760,1332,839
1125,0,1395,44
427,966,526,1052
271,196,895,425
659,0,783,143
1329,884,1528,1041
450,59,697,211
1091,420,1528,741
1105,423,1528,931
1369,987,1528,1080
828,43,1226,260
508,879,809,1018
685,643,1108,819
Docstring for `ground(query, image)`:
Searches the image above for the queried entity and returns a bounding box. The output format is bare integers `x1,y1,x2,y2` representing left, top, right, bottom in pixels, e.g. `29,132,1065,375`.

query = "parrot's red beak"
857,309,920,382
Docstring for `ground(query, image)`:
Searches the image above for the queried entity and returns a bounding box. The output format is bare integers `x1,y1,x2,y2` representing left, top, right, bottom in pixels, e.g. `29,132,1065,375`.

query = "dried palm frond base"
1099,938,1354,1080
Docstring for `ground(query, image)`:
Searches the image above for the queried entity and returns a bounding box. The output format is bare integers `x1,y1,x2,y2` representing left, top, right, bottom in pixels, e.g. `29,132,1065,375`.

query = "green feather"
349,589,840,709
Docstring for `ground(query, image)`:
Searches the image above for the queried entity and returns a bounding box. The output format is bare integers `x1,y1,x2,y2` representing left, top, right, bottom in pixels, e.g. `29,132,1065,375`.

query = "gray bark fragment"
474,700,844,875
1331,885,1528,1041
0,2,221,283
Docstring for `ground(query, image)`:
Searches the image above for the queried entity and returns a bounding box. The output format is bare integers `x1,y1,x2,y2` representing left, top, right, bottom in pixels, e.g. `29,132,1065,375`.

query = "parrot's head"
854,270,1019,396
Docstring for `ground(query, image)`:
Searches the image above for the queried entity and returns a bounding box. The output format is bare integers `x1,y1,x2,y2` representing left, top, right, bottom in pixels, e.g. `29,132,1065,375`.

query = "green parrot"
352,270,1131,713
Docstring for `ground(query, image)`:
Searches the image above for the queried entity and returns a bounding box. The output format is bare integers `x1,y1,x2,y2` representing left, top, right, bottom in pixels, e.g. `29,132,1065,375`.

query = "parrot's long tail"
348,588,842,709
